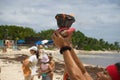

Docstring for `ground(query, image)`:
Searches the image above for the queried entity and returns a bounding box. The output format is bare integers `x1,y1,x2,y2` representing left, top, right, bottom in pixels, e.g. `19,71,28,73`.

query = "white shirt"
28,54,38,76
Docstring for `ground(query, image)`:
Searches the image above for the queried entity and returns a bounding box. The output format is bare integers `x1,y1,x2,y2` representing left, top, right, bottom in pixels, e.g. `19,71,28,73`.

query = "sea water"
54,53,120,67
78,53,120,67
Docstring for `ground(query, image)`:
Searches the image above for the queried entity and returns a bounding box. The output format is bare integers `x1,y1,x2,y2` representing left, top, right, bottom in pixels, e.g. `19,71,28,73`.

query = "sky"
0,0,120,43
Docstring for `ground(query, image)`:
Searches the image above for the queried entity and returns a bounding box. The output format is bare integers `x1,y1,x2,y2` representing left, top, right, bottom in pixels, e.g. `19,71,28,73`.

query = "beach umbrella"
35,41,42,45
48,40,53,44
17,40,25,44
41,40,49,44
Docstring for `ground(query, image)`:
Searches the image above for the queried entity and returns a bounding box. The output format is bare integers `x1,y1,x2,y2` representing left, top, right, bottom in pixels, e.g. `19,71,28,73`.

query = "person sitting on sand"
22,46,39,80
52,31,120,80
38,54,52,80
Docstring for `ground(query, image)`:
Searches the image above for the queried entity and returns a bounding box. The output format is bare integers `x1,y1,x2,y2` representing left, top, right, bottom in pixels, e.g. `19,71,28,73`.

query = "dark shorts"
42,74,50,80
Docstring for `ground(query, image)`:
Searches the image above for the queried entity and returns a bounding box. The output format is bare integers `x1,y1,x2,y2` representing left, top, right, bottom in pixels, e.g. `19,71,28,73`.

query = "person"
2,46,7,53
52,31,120,80
52,31,93,80
47,53,55,80
39,45,46,59
97,62,120,80
38,54,52,80
22,46,39,80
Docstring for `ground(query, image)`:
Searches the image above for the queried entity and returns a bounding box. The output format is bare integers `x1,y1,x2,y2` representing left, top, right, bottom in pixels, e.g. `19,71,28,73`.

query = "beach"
0,48,109,80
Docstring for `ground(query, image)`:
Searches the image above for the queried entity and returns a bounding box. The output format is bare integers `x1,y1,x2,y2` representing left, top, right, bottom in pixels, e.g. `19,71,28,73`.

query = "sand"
0,48,105,80
0,49,64,80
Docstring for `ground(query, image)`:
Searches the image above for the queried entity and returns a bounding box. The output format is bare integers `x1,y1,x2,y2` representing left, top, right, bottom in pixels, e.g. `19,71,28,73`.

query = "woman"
22,46,39,80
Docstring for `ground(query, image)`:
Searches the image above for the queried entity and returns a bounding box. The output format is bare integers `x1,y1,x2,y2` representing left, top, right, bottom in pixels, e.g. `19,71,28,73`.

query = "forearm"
50,62,55,71
23,59,30,66
70,47,93,80
70,48,86,73
63,50,86,80
41,69,50,73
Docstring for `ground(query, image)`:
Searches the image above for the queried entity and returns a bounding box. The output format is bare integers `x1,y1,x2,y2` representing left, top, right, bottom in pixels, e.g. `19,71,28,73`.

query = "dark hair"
35,50,39,59
115,62,120,74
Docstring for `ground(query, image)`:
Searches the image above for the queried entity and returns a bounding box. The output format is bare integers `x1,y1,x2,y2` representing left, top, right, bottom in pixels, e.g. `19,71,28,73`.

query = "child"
38,54,52,80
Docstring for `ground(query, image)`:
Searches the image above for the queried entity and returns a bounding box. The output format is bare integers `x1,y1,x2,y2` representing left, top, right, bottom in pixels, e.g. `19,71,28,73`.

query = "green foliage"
37,29,55,40
0,25,119,51
71,30,120,51
0,25,36,40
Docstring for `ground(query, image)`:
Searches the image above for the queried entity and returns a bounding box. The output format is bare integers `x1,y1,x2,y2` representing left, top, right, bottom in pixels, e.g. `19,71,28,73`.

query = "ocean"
54,52,120,67
78,53,120,67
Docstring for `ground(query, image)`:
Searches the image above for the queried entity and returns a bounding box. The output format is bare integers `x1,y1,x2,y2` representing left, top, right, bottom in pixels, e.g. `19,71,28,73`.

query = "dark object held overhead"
55,14,75,28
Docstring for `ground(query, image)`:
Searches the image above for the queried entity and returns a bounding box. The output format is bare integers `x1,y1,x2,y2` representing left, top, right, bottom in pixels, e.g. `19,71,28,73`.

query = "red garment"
63,73,69,80
106,64,120,80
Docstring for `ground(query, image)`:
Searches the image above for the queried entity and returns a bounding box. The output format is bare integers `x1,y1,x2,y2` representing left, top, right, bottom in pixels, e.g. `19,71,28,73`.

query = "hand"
52,31,72,48
38,72,42,79
96,72,112,80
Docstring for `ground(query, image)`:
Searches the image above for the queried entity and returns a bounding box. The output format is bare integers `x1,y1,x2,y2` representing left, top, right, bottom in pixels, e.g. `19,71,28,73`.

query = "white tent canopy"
41,40,49,44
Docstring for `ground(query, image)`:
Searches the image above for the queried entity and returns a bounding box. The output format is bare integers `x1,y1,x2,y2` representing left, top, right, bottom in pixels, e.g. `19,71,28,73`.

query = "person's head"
29,46,38,54
47,53,53,61
29,46,39,59
97,63,120,80
39,45,44,49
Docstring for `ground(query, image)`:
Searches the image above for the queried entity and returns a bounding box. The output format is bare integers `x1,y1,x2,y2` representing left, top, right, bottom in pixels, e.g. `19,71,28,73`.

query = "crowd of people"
22,46,55,80
21,30,120,80
21,31,120,80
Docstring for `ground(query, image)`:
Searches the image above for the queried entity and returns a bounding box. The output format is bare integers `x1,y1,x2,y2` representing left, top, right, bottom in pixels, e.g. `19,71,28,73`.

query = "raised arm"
69,47,93,80
62,48,86,80
52,31,93,80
